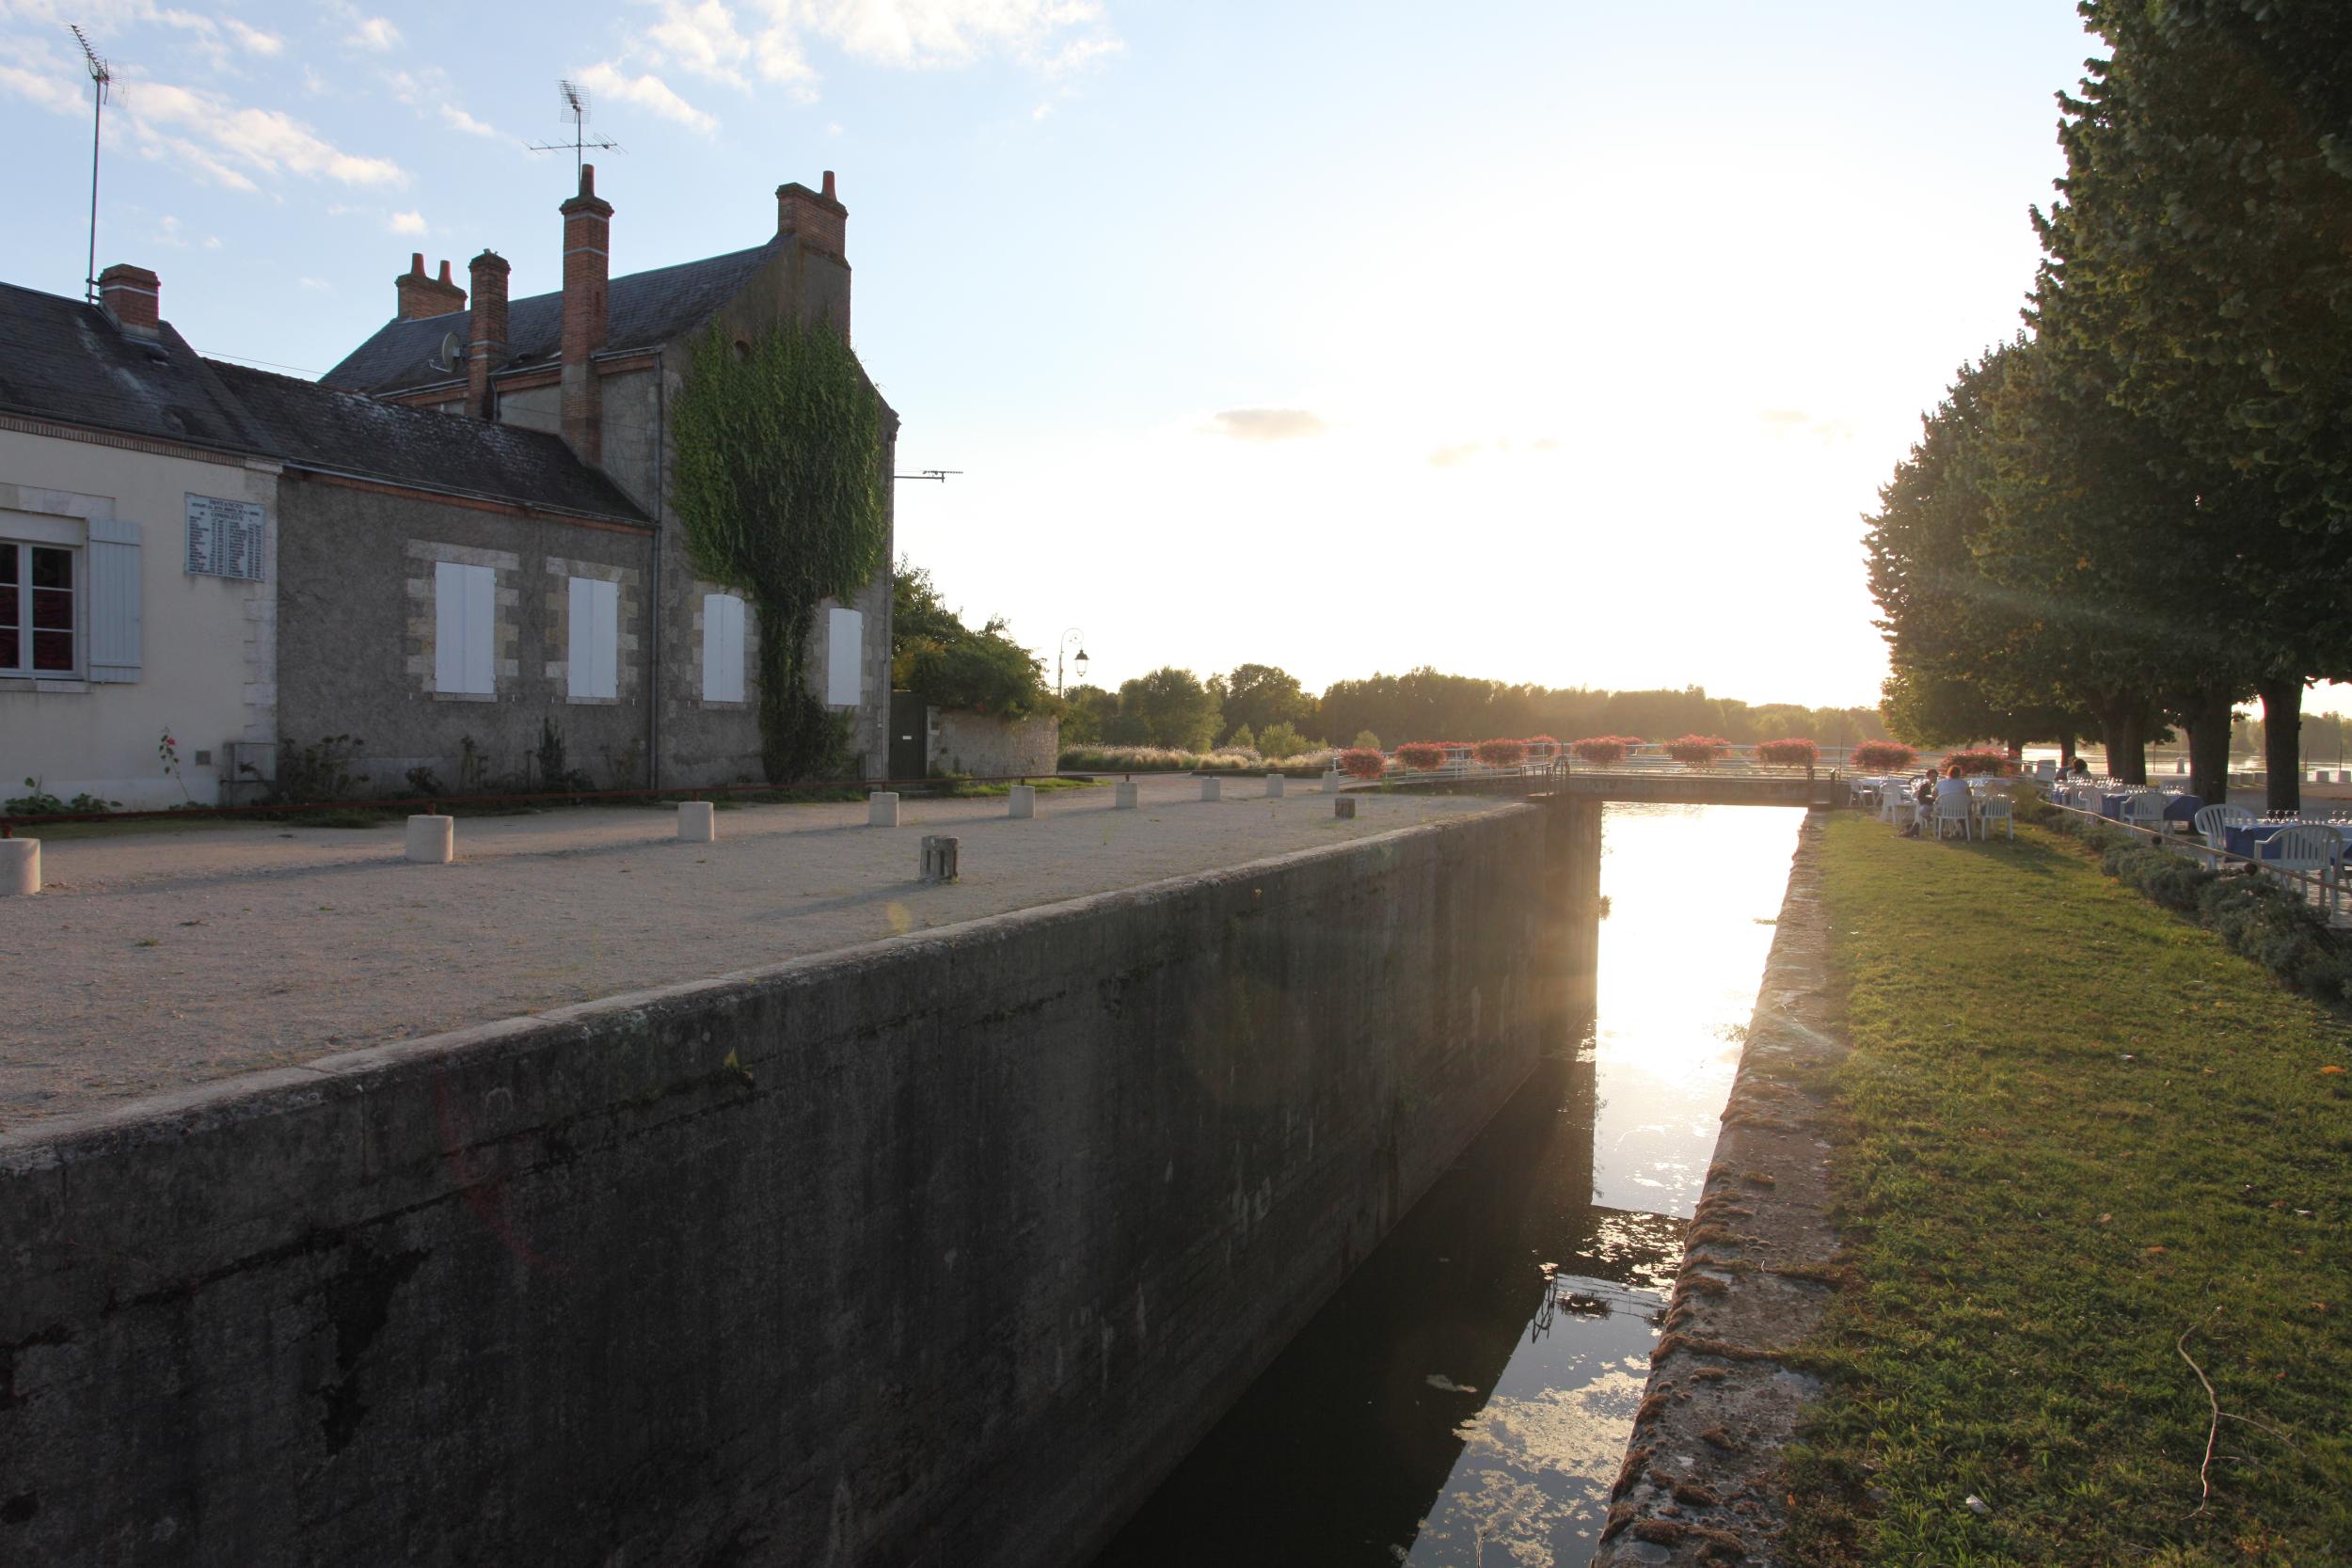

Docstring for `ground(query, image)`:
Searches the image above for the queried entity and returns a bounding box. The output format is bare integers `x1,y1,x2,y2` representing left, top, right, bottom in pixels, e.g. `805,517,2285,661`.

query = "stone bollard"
405,815,454,864
1200,777,1222,802
1008,784,1036,820
920,835,960,883
1113,782,1139,810
1,837,39,896
1322,770,1343,794
1265,773,1285,799
677,800,716,844
1333,797,1358,820
868,791,900,828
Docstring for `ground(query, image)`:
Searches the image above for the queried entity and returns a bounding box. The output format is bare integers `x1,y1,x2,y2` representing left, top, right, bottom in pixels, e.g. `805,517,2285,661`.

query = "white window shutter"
594,579,619,699
703,593,745,703
826,606,863,706
436,561,496,695
435,562,466,692
464,563,495,694
569,577,619,700
87,518,142,683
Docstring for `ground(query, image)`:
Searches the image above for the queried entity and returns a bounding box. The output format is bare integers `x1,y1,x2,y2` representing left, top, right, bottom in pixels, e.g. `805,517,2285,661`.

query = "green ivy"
671,316,886,782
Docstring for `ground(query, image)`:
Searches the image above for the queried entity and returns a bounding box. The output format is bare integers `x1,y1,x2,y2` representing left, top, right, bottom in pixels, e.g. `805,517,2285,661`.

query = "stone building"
0,167,897,806
0,270,281,807
315,167,897,789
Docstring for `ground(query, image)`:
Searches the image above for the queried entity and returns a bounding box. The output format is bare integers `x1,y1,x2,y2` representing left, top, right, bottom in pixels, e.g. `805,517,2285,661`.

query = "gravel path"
1,778,1506,1130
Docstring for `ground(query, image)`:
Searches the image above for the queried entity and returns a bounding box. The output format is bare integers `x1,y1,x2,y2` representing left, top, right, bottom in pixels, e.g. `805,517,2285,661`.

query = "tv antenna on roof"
528,80,622,181
69,24,111,303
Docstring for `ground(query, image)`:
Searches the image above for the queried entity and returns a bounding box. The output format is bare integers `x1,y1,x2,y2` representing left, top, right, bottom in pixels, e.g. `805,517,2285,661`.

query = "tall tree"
1119,668,1222,751
1210,664,1315,745
2037,2,2352,805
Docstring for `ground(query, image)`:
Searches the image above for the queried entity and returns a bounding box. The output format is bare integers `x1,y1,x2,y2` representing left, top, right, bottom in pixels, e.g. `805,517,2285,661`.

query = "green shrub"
274,736,361,803
2197,874,2352,1003
2047,804,2352,1005
6,779,120,816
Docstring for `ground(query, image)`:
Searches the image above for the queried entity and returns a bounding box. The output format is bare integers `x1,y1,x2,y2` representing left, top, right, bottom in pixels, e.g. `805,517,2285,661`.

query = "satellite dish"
432,329,462,373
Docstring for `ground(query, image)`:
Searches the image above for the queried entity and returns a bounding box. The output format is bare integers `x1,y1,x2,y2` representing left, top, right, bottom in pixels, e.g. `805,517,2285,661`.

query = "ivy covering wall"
671,318,887,781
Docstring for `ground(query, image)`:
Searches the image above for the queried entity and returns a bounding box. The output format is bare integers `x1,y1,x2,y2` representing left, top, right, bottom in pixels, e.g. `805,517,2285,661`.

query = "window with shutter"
2,540,81,676
826,606,863,707
568,576,619,701
434,561,497,695
87,517,142,683
703,593,745,704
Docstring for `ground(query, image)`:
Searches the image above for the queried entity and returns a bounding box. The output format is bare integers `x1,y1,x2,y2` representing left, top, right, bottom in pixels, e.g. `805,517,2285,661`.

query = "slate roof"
210,362,646,521
319,239,784,396
0,280,265,453
0,278,645,523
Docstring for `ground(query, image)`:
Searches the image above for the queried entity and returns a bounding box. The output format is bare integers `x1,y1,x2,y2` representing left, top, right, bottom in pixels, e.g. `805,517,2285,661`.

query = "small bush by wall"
2045,808,2352,1004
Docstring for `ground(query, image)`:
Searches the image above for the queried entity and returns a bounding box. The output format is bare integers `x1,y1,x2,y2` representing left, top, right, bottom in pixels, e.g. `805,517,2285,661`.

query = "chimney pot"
775,176,849,259
395,248,467,321
466,249,511,419
96,263,161,337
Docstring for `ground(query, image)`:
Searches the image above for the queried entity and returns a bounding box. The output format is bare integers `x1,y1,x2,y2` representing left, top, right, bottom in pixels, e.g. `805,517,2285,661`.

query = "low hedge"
2042,804,2352,1004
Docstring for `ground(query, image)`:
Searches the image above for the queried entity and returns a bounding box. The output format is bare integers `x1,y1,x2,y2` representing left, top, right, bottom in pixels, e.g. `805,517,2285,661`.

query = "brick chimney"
395,254,467,321
466,249,510,420
559,164,613,466
97,263,161,338
776,170,847,258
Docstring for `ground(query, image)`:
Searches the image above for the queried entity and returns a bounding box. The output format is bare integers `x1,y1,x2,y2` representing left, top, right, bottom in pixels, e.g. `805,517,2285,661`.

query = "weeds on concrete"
1782,816,2352,1566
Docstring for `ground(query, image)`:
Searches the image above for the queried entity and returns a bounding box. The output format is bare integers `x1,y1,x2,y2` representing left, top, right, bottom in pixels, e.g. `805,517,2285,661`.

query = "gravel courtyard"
1,778,1506,1130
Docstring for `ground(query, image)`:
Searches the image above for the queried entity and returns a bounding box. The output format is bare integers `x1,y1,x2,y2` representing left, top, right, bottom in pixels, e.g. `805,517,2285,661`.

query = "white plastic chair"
1933,780,1974,841
2192,804,2254,866
2261,824,2343,912
1976,794,2014,840
2122,794,2169,832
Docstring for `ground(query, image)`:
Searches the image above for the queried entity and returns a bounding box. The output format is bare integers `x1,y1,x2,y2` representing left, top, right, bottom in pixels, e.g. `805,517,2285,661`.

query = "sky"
7,0,2337,717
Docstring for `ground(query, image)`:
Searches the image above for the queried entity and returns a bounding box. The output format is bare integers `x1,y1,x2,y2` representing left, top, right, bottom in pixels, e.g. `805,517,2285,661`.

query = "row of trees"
1869,1,2352,810
890,567,1887,759
1059,663,1887,754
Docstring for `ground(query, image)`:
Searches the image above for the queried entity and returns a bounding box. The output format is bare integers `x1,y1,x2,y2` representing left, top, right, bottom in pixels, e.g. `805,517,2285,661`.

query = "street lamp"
1057,628,1089,697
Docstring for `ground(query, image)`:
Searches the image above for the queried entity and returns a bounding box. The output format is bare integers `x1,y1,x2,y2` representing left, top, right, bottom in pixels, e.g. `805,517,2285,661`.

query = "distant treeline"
1059,663,1889,754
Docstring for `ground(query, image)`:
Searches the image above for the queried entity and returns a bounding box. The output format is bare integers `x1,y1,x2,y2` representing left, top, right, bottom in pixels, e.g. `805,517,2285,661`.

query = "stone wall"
0,805,1573,1567
928,706,1061,778
272,472,659,794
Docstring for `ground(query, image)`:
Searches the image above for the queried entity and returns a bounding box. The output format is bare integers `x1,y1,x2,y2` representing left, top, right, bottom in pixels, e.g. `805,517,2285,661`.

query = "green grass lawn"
1788,815,2352,1567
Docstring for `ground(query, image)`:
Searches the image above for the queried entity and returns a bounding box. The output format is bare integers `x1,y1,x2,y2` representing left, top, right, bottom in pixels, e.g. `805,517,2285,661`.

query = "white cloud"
645,0,752,89
298,276,331,292
592,0,1116,107
0,32,87,117
223,18,281,55
1203,408,1328,444
575,61,718,135
789,0,1114,71
439,103,497,137
119,78,406,189
202,234,222,249
388,209,426,234
347,15,400,52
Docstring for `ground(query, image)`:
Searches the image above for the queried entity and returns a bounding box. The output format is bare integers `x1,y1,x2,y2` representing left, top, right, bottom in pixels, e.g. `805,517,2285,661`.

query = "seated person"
1934,769,1974,817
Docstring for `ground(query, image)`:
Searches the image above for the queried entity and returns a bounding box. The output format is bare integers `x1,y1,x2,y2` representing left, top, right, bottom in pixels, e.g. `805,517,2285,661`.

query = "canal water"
1091,802,1804,1568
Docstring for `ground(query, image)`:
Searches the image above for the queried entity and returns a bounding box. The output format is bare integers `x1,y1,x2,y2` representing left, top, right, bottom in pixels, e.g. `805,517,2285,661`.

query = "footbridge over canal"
1392,758,1840,810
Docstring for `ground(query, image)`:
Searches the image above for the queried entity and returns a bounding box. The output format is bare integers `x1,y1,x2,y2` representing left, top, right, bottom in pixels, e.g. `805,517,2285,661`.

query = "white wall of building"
0,425,279,809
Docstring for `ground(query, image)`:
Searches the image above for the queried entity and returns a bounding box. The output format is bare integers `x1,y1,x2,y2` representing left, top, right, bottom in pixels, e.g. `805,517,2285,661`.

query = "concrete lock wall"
928,707,1061,779
0,804,1578,1567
